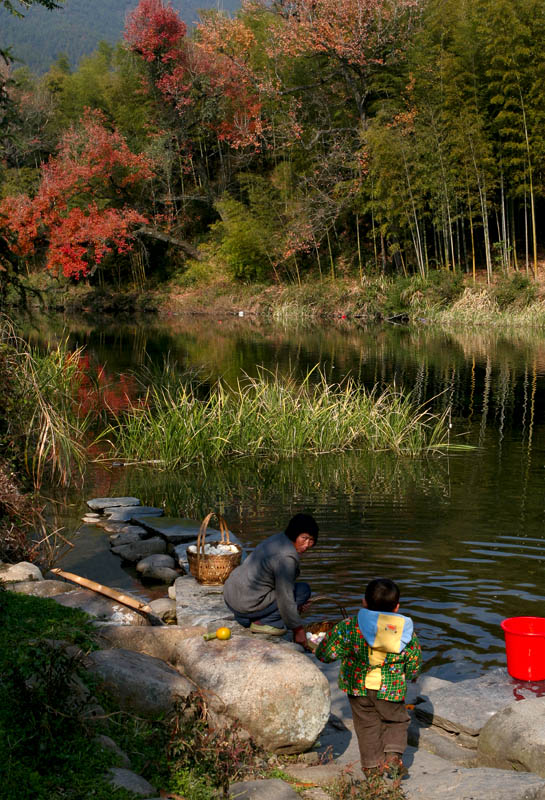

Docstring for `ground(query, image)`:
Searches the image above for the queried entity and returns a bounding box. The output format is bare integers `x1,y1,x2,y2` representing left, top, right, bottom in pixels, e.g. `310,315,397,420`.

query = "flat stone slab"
86,648,192,717
96,624,206,663
105,507,164,523
415,667,542,736
175,575,235,627
229,779,300,799
408,717,479,766
87,497,141,511
134,517,202,545
402,748,545,799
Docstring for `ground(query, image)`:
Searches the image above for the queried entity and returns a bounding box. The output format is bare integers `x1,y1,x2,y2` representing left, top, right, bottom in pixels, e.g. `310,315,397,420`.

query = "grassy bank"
99,368,458,468
24,267,545,328
1,589,406,799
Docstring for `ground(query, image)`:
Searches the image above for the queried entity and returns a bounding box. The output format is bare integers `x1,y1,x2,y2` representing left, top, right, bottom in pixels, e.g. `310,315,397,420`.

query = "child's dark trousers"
348,691,410,768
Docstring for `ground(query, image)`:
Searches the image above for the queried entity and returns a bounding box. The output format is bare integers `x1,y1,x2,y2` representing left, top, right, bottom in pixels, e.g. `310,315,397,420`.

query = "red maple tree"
0,109,153,279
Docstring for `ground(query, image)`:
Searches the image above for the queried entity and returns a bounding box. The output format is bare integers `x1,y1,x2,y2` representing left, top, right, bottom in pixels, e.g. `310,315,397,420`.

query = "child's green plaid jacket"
315,615,422,701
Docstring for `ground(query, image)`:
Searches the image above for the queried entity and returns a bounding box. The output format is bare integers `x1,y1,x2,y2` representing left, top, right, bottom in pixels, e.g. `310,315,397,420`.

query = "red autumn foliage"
71,353,141,417
124,0,268,149
0,109,153,279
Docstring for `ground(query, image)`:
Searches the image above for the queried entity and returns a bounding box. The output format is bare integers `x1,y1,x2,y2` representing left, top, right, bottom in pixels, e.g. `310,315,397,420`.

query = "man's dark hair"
284,513,319,543
365,578,400,612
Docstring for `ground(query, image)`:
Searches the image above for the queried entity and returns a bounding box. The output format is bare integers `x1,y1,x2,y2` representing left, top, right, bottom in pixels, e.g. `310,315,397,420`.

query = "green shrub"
493,273,537,309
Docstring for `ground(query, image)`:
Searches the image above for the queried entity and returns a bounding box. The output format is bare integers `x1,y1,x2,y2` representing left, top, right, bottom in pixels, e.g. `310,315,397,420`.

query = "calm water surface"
21,312,545,680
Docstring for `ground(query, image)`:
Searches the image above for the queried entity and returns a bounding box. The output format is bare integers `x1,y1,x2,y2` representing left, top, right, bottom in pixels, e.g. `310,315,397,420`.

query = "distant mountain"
0,0,240,75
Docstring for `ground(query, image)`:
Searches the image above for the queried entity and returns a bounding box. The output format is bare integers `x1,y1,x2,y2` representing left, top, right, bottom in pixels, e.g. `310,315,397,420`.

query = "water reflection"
18,311,545,678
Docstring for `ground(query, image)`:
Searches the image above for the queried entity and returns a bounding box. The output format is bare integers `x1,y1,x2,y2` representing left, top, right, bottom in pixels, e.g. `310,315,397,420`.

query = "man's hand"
293,625,309,648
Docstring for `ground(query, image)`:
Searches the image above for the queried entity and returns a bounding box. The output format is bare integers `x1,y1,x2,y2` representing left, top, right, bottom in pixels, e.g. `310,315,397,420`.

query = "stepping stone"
175,575,235,627
134,517,202,545
111,537,167,563
87,497,141,511
105,506,164,523
53,589,148,625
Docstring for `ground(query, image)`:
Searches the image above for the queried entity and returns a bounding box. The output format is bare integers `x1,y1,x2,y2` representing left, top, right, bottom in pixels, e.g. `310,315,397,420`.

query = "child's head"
364,578,400,612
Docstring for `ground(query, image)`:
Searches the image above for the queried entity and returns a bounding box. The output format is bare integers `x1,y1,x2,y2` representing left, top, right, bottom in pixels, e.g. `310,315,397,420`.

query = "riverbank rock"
108,767,156,797
96,624,206,662
6,579,75,597
87,497,141,511
0,561,43,583
54,589,148,625
86,648,192,717
478,697,545,777
111,537,167,562
414,668,539,738
173,635,330,753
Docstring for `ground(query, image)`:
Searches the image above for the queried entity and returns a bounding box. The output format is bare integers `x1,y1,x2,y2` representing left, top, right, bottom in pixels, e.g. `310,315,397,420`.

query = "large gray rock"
173,635,330,753
0,561,43,583
54,589,148,626
96,624,206,663
175,574,235,627
87,497,141,511
229,779,300,799
402,748,545,799
415,668,537,736
478,697,545,777
95,734,131,768
105,506,163,523
86,648,192,717
111,537,167,563
408,717,479,766
6,579,75,597
108,767,155,796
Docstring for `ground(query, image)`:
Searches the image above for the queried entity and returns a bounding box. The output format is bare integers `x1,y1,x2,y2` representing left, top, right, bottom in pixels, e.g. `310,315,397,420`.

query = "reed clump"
100,368,457,469
0,316,89,489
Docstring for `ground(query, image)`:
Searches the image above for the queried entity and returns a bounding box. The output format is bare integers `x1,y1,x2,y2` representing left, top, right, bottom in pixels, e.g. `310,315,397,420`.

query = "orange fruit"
216,627,231,640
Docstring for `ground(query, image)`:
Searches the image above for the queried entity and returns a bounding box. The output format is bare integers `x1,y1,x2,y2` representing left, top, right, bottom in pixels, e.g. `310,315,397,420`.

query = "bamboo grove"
2,0,545,291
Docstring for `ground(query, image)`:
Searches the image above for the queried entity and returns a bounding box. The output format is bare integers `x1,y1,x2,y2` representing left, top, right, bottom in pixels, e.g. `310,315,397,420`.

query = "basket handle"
303,594,349,620
197,511,231,560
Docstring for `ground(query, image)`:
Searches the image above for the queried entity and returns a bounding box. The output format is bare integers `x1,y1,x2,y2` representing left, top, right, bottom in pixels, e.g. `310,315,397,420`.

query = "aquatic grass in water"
99,368,459,468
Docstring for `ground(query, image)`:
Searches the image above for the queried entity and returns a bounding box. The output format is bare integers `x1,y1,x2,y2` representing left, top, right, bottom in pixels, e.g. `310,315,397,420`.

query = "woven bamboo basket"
303,595,349,649
187,511,242,586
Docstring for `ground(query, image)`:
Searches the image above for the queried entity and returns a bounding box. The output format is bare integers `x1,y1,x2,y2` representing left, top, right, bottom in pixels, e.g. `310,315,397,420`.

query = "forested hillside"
0,0,239,73
2,0,545,308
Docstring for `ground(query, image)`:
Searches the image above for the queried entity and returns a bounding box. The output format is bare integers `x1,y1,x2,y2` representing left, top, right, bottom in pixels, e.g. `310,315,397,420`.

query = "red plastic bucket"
501,617,545,681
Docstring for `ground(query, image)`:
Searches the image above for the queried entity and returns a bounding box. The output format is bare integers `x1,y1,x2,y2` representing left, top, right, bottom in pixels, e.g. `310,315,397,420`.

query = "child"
315,578,422,776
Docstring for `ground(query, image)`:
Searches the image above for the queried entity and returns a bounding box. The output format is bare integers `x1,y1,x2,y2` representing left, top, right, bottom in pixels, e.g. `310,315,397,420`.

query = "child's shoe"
383,753,408,778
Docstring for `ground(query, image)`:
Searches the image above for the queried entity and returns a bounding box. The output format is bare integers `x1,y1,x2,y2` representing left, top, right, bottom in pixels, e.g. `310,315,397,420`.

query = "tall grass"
0,317,90,489
99,368,461,469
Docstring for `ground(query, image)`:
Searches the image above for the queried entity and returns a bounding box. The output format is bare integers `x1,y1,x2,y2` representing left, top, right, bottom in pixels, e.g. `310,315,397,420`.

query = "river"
18,311,545,680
